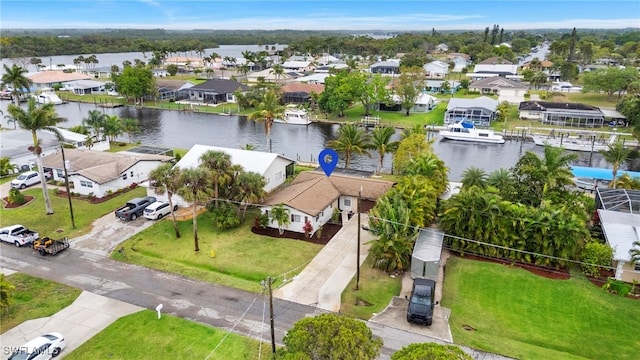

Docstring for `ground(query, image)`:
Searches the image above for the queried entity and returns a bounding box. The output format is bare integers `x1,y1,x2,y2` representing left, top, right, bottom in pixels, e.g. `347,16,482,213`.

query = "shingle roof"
479,57,513,65
280,83,324,94
41,149,173,184
446,96,498,111
189,79,249,93
470,77,527,90
263,172,394,216
518,101,600,112
28,70,91,84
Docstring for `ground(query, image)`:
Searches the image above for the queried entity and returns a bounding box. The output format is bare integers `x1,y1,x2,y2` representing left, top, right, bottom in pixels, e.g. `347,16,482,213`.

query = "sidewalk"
0,291,142,358
274,214,374,312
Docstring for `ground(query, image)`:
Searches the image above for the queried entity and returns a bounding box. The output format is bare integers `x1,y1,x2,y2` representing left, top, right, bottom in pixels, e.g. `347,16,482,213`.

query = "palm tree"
234,171,266,219
270,64,285,83
2,64,32,105
630,240,640,264
199,150,232,207
120,117,140,144
0,157,18,177
83,110,106,141
102,115,124,142
401,124,425,139
461,167,488,189
178,167,212,252
270,203,291,235
7,98,66,214
248,89,285,152
370,126,399,174
149,163,182,238
600,142,631,189
327,123,371,169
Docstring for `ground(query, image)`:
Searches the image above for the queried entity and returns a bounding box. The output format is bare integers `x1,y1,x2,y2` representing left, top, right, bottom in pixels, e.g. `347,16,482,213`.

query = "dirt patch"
2,195,35,209
453,253,571,280
251,222,342,245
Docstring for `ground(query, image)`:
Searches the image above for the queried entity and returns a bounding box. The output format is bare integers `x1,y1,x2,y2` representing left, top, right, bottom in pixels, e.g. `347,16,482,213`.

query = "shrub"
581,241,613,277
303,220,313,237
331,207,341,222
254,212,269,228
603,278,632,297
210,202,241,230
7,188,25,205
129,182,138,189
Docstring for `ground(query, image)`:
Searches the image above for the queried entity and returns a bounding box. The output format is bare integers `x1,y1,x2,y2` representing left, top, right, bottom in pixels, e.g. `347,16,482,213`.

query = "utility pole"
60,146,76,228
356,187,362,290
267,277,276,354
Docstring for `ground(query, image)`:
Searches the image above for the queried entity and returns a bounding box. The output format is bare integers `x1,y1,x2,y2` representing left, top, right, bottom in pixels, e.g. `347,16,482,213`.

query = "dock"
360,116,380,128
96,103,124,108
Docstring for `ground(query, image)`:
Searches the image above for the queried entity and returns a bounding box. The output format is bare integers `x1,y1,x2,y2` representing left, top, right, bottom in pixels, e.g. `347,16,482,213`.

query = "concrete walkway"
0,291,142,358
274,214,374,312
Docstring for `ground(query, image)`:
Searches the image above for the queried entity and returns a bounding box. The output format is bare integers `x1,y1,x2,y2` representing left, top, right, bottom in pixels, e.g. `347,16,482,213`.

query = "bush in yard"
581,241,613,277
0,274,15,314
7,188,25,205
303,220,313,237
254,212,269,229
210,201,241,230
391,343,472,360
603,278,632,297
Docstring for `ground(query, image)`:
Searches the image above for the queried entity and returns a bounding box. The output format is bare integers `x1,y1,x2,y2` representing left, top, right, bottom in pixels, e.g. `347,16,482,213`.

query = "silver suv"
143,201,178,220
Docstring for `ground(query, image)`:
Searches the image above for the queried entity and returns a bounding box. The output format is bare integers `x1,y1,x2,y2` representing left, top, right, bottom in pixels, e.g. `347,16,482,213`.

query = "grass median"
112,210,323,293
442,257,640,360
64,310,273,360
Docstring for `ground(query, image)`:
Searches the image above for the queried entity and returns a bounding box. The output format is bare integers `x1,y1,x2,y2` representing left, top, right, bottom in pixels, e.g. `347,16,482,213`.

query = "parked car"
10,171,50,189
8,332,66,360
143,201,179,220
0,224,40,247
406,277,438,326
114,196,156,221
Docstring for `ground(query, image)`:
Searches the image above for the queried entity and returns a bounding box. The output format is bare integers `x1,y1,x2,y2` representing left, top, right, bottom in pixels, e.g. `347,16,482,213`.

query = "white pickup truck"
0,224,40,247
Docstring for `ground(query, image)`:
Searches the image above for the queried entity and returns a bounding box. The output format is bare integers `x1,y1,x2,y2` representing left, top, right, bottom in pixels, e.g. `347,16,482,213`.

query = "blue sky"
1,1,639,30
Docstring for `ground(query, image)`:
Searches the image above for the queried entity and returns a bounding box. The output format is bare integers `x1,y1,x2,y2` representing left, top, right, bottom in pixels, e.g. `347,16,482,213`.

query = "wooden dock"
360,116,380,128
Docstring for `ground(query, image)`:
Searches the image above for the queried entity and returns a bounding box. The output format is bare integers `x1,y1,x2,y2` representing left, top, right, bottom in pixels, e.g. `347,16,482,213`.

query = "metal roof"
597,209,640,261
596,188,640,214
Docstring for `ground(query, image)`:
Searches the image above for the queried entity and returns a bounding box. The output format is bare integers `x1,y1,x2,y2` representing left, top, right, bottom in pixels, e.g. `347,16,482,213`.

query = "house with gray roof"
445,96,499,126
518,101,606,127
62,79,107,95
261,172,394,235
469,77,527,104
370,61,400,74
41,148,173,198
186,79,249,104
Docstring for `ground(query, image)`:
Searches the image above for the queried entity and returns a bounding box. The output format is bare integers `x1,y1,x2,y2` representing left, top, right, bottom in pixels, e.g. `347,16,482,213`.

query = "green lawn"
339,102,447,128
1,273,81,333
112,211,323,292
64,310,273,360
442,257,640,360
340,256,402,320
0,187,147,238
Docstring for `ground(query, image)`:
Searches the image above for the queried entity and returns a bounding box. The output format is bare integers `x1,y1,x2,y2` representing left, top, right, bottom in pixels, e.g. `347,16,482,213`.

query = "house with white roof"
596,188,640,283
423,61,449,78
444,96,499,126
152,145,296,207
469,77,527,104
62,79,107,95
281,61,315,73
27,70,92,90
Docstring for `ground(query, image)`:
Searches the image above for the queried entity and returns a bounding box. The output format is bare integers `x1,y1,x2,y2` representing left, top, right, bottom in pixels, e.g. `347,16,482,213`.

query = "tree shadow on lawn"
251,222,342,245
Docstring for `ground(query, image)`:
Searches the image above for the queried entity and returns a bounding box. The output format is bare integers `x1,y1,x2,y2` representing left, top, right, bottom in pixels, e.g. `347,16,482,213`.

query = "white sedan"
8,332,66,360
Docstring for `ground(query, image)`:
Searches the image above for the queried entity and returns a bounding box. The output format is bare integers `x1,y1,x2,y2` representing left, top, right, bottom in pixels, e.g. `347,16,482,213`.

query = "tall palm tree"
270,64,285,83
600,142,631,189
149,163,182,238
199,150,232,207
2,64,32,105
270,203,291,235
120,117,140,144
370,126,399,174
461,167,488,189
234,171,266,219
400,124,425,139
82,110,106,141
327,123,371,169
102,115,124,142
7,98,66,214
248,89,285,152
0,157,18,177
178,167,212,252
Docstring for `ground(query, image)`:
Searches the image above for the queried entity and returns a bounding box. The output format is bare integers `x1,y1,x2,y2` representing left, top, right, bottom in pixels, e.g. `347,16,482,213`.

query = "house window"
304,216,308,223
344,198,351,206
80,180,93,188
123,173,127,180
56,169,63,178
635,263,640,272
290,214,301,223
130,171,134,177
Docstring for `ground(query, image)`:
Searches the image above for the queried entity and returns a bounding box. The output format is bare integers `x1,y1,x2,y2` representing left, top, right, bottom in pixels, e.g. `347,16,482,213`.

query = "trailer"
33,237,70,256
410,229,444,281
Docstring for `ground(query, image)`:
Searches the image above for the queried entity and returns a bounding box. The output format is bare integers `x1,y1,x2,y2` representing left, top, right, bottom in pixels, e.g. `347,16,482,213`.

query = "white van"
143,201,178,220
11,171,45,189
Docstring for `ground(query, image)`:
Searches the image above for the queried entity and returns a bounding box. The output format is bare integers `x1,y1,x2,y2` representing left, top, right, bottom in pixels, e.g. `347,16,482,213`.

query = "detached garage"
410,229,444,281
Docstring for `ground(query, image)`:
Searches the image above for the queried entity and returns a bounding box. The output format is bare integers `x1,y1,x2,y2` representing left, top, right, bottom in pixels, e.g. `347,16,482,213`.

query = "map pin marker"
318,148,338,177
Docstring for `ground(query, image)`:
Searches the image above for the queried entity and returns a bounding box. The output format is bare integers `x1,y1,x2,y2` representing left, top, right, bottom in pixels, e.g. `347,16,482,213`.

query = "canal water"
0,101,612,181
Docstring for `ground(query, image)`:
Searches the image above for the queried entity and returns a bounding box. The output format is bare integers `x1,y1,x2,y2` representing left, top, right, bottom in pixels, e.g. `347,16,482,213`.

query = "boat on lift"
440,120,505,144
273,106,312,125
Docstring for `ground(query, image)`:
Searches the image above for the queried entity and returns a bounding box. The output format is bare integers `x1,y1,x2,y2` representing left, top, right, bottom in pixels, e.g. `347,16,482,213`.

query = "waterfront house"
469,77,527,104
281,61,315,73
280,83,324,105
186,79,249,104
444,96,499,126
27,70,92,90
423,61,450,78
370,60,400,75
518,101,606,127
261,172,394,235
41,148,173,198
63,79,107,95
596,188,640,283
146,79,194,101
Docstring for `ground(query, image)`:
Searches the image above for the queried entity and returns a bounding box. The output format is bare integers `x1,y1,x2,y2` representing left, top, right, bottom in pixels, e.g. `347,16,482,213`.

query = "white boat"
440,121,505,144
34,88,63,105
273,107,312,125
532,133,616,152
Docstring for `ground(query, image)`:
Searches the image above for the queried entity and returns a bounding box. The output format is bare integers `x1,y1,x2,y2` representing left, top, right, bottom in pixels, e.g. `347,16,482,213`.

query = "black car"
406,278,437,326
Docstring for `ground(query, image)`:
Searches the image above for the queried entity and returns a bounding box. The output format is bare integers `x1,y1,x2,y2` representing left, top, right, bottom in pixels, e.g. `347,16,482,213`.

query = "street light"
356,186,362,291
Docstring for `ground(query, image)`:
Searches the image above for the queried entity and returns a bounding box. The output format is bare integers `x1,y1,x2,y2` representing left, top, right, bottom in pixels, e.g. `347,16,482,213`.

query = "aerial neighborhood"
1,13,639,360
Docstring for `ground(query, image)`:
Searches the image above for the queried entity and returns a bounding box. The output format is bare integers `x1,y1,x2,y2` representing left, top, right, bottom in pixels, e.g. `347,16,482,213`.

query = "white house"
281,61,315,73
40,149,174,198
261,172,394,235
62,79,106,95
423,61,449,78
472,64,519,77
153,144,295,206
469,77,528,104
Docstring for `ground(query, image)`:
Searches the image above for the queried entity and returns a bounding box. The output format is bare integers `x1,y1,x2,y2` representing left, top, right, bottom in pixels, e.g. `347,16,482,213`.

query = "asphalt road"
2,244,488,359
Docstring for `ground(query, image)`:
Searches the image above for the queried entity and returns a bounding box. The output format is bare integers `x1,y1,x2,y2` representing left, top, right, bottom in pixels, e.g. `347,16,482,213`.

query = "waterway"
0,101,613,181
